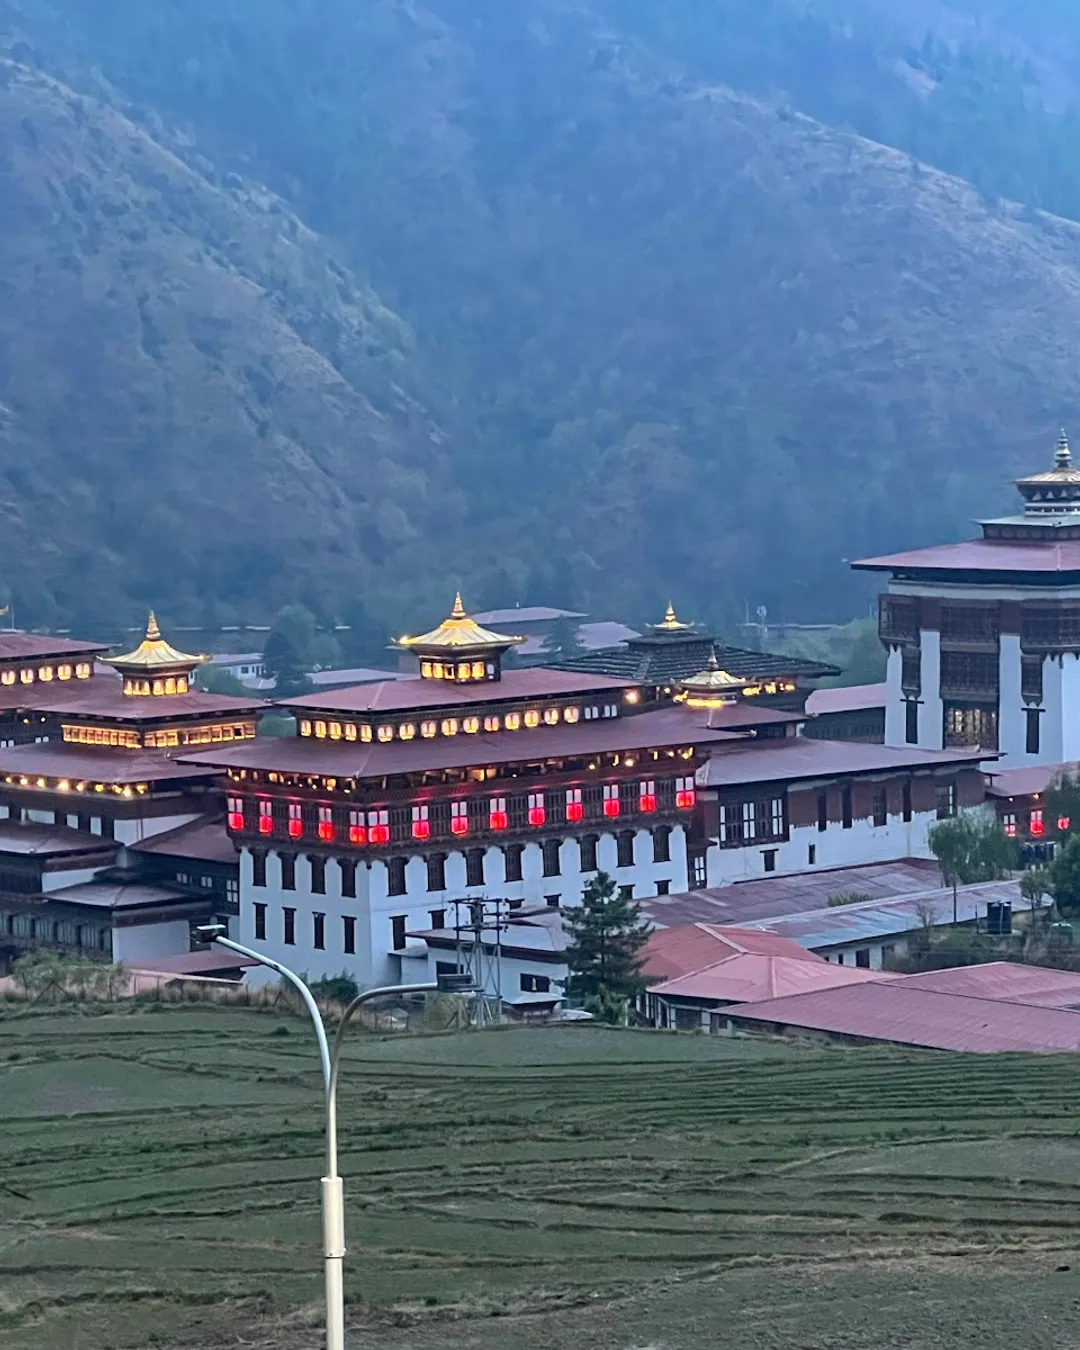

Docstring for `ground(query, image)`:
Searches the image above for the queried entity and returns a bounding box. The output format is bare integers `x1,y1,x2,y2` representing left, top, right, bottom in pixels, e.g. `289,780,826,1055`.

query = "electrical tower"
448,896,512,1026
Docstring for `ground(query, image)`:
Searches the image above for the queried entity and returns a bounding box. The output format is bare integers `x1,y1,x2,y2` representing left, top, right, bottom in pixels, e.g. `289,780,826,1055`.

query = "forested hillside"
4,0,1080,635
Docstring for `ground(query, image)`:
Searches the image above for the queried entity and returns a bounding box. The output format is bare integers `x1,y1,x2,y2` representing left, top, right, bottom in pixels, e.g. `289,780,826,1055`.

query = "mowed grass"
4,1007,1080,1348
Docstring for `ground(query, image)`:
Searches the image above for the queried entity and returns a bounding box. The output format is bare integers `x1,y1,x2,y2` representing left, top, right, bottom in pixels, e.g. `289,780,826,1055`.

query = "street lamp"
196,924,476,1350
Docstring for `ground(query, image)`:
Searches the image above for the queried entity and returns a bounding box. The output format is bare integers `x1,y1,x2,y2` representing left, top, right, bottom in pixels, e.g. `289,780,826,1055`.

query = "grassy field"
4,1005,1080,1348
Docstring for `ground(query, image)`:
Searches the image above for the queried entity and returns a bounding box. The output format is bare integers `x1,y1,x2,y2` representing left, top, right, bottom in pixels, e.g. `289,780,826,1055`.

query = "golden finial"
1057,428,1072,470
450,592,467,619
653,602,693,632
146,610,162,641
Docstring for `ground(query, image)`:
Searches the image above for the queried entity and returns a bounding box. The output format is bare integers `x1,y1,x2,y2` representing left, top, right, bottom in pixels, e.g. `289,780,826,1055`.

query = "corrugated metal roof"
805,682,887,715
642,923,821,981
651,953,890,1004
726,979,1080,1053
900,962,1080,1008
853,540,1080,574
702,739,987,788
985,760,1079,799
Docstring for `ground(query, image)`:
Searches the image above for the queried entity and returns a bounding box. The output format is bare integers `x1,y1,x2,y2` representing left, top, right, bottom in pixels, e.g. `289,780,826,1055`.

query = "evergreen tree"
1050,834,1080,917
263,604,317,696
564,871,651,1022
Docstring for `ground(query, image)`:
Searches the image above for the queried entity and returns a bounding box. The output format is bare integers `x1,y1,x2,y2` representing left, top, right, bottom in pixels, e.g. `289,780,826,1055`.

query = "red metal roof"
284,667,632,715
899,962,1080,1008
651,954,890,1005
805,682,887,716
642,923,821,981
0,742,219,785
129,950,257,976
985,761,1078,799
727,979,1080,1052
0,633,110,660
702,738,986,788
853,539,1080,574
180,704,756,776
132,818,238,865
24,681,266,722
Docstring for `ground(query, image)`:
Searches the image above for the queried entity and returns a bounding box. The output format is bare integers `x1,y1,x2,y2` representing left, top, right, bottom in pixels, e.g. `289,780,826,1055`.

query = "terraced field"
3,1005,1080,1348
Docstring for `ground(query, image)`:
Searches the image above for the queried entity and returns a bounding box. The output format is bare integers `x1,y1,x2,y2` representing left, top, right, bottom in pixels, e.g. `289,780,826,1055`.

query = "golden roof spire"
676,650,745,707
103,610,207,691
651,601,693,633
145,610,162,642
396,594,525,654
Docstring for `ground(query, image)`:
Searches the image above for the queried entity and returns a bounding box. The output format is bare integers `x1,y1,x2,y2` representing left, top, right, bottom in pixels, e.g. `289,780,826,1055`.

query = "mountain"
5,1,1080,633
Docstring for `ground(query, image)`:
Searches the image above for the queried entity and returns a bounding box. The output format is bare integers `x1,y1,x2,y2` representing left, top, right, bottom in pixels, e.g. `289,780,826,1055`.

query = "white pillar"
919,628,943,749
1042,654,1064,764
1060,654,1080,762
997,633,1024,765
884,646,905,747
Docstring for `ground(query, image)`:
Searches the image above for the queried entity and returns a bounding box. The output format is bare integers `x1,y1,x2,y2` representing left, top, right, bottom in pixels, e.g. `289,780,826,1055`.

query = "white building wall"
918,628,943,750
704,807,939,886
112,919,193,963
883,646,906,746
1060,654,1080,763
996,633,1026,768
238,826,689,991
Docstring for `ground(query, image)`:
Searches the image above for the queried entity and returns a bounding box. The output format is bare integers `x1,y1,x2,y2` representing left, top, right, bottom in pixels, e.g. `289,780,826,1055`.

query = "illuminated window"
421,721,437,739
368,810,390,845
489,797,508,831
0,670,13,685
344,723,357,741
314,721,327,739
483,715,500,732
360,724,373,743
38,666,53,682
412,804,431,841
1031,808,1045,837
583,705,599,720
603,785,621,818
451,801,469,836
258,800,273,835
75,663,91,679
564,706,580,723
639,781,657,813
505,712,521,731
565,788,584,822
463,716,480,734
177,676,189,694
675,776,696,810
288,804,303,839
19,668,32,684
164,677,177,695
471,661,485,679
348,810,367,846
227,796,245,832
400,723,416,740
1060,815,1072,833
457,663,471,681
152,680,165,696
57,664,72,681
1002,812,1017,838
624,690,639,705
524,710,540,729
329,721,342,740
543,707,559,726
528,791,546,827
421,661,433,678
299,720,312,737
377,724,393,743
442,718,459,737
317,806,334,842
432,663,444,679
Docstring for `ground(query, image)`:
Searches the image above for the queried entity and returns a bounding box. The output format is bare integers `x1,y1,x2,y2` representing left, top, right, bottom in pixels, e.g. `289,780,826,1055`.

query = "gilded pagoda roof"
396,594,524,653
650,602,694,633
678,653,745,694
1016,430,1080,489
102,613,208,672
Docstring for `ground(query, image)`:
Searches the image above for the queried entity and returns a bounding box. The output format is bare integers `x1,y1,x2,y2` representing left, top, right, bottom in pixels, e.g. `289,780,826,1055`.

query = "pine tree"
564,871,651,1022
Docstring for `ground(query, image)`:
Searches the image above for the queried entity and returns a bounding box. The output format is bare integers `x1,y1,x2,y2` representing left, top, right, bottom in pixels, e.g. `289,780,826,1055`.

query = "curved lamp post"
196,924,476,1350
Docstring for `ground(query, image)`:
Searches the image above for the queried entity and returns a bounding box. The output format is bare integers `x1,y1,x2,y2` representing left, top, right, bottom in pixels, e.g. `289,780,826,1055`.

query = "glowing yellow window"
399,723,416,740
483,715,500,732
19,669,32,684
0,670,13,686
177,677,189,693
38,666,53,682
360,725,373,742
432,663,444,679
442,718,459,736
564,706,580,723
164,677,177,695
58,664,72,681
299,720,313,737
457,663,472,680
524,710,540,729
543,708,559,726
344,723,357,741
153,679,166,695
471,661,485,679
75,663,91,679
377,724,394,742
463,716,480,734
421,721,437,738
421,661,433,678
329,721,342,740
505,712,521,731
314,721,327,739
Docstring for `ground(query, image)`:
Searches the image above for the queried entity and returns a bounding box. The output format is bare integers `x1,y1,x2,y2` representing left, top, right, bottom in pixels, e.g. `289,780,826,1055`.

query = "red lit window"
368,810,390,845
348,810,366,846
1002,813,1017,838
258,800,273,835
1030,808,1045,837
1059,816,1071,832
287,804,303,839
603,785,620,819
450,801,469,836
227,796,244,832
639,780,657,813
489,796,508,831
528,791,546,827
412,804,431,841
675,776,696,810
317,806,334,843
566,788,584,823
